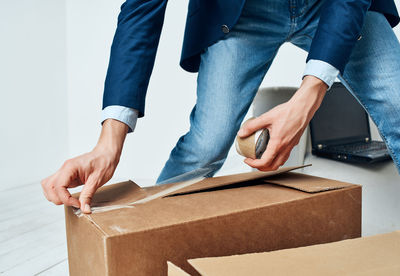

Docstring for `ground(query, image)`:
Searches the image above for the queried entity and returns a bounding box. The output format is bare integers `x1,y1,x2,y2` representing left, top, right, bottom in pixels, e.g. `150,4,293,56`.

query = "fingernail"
84,204,91,213
73,203,80,209
238,129,245,136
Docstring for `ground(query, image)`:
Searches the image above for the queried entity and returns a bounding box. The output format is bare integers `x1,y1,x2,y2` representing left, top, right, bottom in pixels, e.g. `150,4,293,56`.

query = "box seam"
84,213,110,238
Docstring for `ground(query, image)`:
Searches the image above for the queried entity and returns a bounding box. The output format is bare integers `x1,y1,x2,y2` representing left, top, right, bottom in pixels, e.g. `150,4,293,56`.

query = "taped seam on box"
73,177,205,216
132,176,205,204
84,214,110,238
73,165,311,217
101,185,359,238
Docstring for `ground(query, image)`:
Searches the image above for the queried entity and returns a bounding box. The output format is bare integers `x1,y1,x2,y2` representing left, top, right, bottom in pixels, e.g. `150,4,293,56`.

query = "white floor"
1,156,399,275
0,182,69,275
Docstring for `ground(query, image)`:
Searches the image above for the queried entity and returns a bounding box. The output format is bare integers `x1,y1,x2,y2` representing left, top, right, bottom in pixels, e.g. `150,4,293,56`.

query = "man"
42,0,400,214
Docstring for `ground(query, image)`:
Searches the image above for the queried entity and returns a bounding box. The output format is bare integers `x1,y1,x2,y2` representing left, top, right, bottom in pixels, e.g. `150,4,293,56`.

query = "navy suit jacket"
103,0,399,118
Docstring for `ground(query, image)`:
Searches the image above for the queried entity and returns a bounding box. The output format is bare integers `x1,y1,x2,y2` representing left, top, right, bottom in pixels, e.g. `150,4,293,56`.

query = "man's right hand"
41,119,129,214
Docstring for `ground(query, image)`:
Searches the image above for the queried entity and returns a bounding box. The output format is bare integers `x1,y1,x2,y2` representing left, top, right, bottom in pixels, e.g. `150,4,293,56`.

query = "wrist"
301,75,328,90
95,119,129,161
291,75,328,116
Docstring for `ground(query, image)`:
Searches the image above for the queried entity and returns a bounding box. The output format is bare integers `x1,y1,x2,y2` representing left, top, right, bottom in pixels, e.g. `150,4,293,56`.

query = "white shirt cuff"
303,59,339,89
101,105,139,133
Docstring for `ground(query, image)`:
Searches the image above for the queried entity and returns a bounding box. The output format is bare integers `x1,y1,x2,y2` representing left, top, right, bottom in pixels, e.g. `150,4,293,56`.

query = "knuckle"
80,191,93,200
63,159,74,169
59,194,69,202
50,198,62,205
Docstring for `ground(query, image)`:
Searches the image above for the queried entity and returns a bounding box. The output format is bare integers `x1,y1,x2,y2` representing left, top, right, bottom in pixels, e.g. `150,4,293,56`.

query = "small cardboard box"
169,231,400,275
65,166,361,276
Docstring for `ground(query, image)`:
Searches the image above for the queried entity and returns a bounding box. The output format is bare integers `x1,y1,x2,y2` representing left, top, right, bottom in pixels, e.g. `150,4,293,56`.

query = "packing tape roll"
235,118,270,159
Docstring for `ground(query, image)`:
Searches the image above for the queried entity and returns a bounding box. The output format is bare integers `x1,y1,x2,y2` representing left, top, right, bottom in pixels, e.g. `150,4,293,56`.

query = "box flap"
165,165,310,197
263,172,356,193
187,231,400,276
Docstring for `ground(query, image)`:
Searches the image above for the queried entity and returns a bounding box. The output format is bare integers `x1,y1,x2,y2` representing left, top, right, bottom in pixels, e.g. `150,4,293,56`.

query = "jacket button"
221,24,230,34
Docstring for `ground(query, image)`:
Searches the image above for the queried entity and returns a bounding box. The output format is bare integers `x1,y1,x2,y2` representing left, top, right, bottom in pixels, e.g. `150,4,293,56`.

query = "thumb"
79,174,98,214
238,117,270,138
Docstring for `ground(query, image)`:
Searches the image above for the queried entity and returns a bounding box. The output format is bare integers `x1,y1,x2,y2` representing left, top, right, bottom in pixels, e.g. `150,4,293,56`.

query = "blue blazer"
103,0,399,117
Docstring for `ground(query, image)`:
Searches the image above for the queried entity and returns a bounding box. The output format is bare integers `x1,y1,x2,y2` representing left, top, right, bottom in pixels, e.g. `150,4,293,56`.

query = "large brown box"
65,166,361,275
168,231,400,275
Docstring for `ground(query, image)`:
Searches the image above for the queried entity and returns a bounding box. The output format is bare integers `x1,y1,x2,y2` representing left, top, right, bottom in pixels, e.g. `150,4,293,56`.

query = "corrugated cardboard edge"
263,172,357,193
167,261,191,276
165,164,311,197
186,231,400,276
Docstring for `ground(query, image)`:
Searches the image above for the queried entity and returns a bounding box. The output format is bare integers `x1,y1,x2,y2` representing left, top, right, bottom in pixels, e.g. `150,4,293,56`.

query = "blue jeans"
157,0,400,184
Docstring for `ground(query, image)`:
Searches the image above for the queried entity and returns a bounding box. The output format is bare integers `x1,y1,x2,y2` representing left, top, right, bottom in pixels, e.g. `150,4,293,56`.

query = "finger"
268,146,293,171
41,175,53,201
41,175,62,205
238,116,271,138
79,174,99,214
54,183,80,208
48,185,63,205
244,139,280,169
41,179,50,201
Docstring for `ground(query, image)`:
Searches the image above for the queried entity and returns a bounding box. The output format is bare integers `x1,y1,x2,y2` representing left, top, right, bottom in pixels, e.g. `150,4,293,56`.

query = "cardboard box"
65,166,361,276
169,231,400,275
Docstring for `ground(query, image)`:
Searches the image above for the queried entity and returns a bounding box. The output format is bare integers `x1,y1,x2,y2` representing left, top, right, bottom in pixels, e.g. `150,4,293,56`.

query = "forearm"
95,119,129,163
291,75,328,119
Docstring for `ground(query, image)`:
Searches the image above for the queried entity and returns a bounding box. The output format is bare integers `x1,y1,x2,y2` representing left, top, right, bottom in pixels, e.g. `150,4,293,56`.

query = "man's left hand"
237,75,328,171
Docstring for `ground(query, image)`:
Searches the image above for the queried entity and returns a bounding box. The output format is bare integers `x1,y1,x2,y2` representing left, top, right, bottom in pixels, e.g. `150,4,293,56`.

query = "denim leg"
156,0,289,184
292,11,400,172
339,12,400,171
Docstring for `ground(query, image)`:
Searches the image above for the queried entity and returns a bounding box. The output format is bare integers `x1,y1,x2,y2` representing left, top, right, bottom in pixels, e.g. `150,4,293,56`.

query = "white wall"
0,0,68,190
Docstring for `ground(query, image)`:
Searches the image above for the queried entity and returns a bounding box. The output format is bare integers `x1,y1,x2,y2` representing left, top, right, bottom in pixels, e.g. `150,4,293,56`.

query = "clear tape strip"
73,176,205,216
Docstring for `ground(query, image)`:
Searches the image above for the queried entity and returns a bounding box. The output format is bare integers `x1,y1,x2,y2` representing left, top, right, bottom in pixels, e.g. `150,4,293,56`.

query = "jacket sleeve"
307,0,372,74
103,0,168,118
